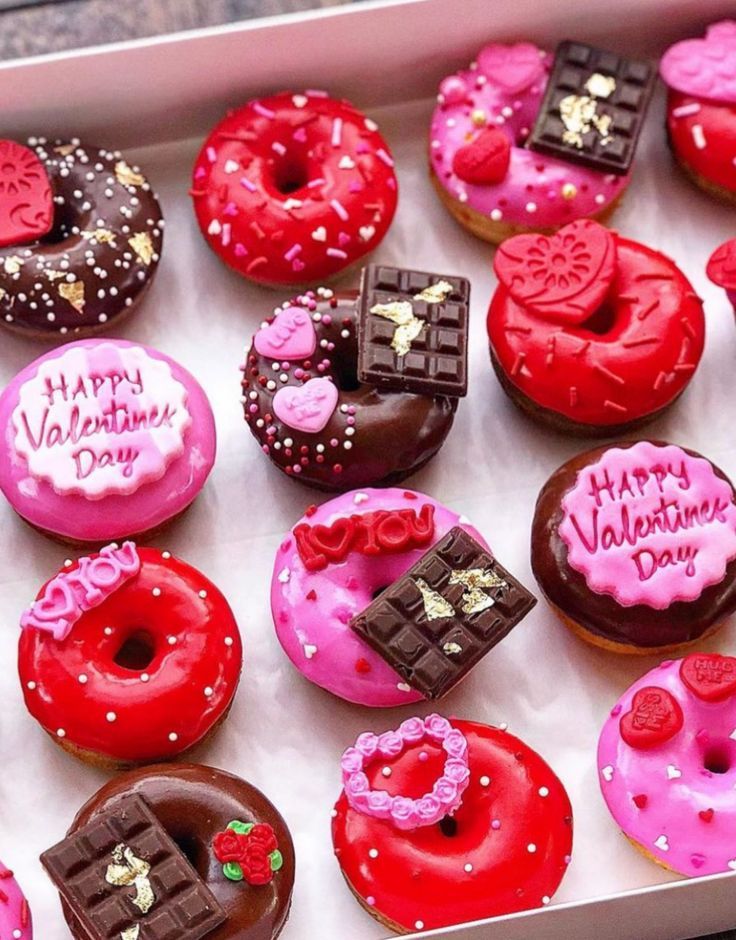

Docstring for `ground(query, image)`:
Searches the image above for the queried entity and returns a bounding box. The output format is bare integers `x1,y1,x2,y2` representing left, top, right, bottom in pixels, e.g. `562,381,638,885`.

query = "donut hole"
703,744,732,775
578,300,618,336
371,585,390,601
273,154,310,195
331,352,361,392
438,816,458,837
113,629,156,671
173,833,203,869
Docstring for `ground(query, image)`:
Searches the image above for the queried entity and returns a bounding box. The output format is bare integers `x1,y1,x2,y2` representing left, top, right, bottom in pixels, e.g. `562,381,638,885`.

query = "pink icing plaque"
660,20,736,103
20,541,140,640
11,343,191,499
253,305,317,360
558,442,736,609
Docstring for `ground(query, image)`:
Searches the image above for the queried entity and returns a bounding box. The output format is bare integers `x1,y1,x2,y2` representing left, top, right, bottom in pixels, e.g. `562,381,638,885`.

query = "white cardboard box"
3,1,736,938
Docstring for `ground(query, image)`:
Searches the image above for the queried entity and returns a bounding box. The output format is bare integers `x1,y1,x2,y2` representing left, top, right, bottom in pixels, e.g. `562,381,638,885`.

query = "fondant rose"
416,795,442,821
432,776,459,804
377,730,404,757
249,823,278,855
345,771,369,797
391,796,418,828
241,842,272,886
213,828,247,863
367,790,393,814
424,714,452,741
444,758,471,784
398,717,425,743
443,728,468,759
355,732,379,757
341,747,364,774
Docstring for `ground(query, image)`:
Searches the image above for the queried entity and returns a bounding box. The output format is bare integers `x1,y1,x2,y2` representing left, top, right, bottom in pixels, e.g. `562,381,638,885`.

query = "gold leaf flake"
3,256,24,275
54,144,76,156
561,182,578,200
585,72,616,99
443,641,463,655
414,280,454,304
105,844,155,915
58,280,86,314
415,578,455,621
115,160,146,187
559,83,614,150
121,928,140,940
0,288,6,302
44,269,67,282
370,301,424,357
129,232,154,266
450,568,508,615
82,228,118,247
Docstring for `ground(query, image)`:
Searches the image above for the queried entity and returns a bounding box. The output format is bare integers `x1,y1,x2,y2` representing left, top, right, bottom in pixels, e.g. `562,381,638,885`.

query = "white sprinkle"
490,208,503,221
527,843,537,853
78,674,88,685
106,711,117,723
594,194,605,205
369,848,379,859
224,637,234,647
672,102,701,118
654,835,669,852
27,681,37,691
278,567,291,583
169,732,179,742
365,118,379,131
104,627,113,636
480,775,490,787
542,896,551,905
381,766,392,777
376,148,394,167
168,636,177,646
199,589,208,599
330,199,349,221
539,786,549,797
353,492,369,504
464,863,473,873
204,686,214,697
415,922,424,931
691,124,707,149
397,682,411,692
272,141,287,156
208,219,222,236
331,117,343,147
666,764,682,780
304,644,318,659
162,551,172,559
224,159,239,174
141,673,150,683
152,587,162,597
525,201,537,213
292,94,308,108
601,765,614,782
57,728,66,738
339,155,355,169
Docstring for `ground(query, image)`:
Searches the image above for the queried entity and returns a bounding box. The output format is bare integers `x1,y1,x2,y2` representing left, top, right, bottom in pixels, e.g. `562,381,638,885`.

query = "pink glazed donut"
429,43,628,243
0,339,216,544
0,862,31,937
598,653,736,876
271,487,485,707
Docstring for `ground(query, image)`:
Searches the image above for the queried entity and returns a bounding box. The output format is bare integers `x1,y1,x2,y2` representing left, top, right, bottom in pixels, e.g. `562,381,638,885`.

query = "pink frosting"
558,442,736,609
253,304,317,360
661,21,736,103
0,863,31,938
429,43,628,228
0,339,216,542
270,487,486,707
598,657,736,876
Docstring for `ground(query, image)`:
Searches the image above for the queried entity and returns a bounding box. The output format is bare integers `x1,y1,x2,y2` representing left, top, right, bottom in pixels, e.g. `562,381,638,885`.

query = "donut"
531,440,736,653
0,338,216,544
0,137,162,338
18,542,242,767
191,92,398,286
487,220,705,434
429,43,628,243
706,238,736,313
241,286,456,490
598,653,736,876
332,714,573,933
0,863,31,938
271,488,488,707
660,22,736,201
58,763,294,940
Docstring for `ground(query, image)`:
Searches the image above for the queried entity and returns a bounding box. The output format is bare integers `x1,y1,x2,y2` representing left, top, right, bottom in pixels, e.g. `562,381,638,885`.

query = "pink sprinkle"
418,751,429,762
330,199,349,221
338,232,351,247
249,404,258,414
306,88,328,97
330,438,339,447
308,178,326,189
366,896,376,907
672,102,701,118
234,243,247,257
284,243,303,262
223,201,238,217
376,148,395,167
294,368,304,379
348,406,356,415
206,146,217,163
331,117,343,147
222,223,231,247
194,166,206,180
281,362,291,370
491,820,501,830
349,181,362,193
347,416,355,426
262,444,270,453
241,177,257,192
253,102,276,119
322,314,332,325
356,142,370,154
272,141,287,156
293,465,302,473
317,364,326,372
327,342,335,350
293,259,306,272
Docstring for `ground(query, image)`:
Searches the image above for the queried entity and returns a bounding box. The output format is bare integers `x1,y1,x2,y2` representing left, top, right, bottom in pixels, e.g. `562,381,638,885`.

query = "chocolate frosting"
242,290,457,491
531,441,736,648
0,138,163,337
62,763,294,940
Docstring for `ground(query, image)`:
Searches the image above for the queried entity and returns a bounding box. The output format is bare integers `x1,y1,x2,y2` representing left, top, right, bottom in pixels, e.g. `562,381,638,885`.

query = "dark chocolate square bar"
350,527,536,699
41,794,226,940
527,41,655,175
357,264,470,397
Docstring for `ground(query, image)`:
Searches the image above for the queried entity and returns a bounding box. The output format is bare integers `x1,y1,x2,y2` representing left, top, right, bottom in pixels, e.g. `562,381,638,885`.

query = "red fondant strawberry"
619,687,684,749
494,219,618,325
680,653,736,702
452,128,511,185
706,239,736,290
0,140,54,248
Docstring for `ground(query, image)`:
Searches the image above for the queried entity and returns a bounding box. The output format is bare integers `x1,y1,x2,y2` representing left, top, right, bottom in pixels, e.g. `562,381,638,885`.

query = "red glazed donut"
18,543,242,767
487,220,705,434
332,715,572,934
191,92,398,286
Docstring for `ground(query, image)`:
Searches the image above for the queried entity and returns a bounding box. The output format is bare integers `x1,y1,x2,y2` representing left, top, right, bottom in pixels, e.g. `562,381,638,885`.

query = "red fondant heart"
0,140,54,248
476,43,546,95
493,219,618,325
632,794,648,809
452,128,511,185
699,808,715,823
706,239,736,290
620,687,684,750
680,653,736,702
309,517,356,563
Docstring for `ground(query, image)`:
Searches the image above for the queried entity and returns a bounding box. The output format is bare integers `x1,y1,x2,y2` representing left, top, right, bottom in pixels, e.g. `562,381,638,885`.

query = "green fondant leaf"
269,850,283,872
223,862,244,882
227,820,253,835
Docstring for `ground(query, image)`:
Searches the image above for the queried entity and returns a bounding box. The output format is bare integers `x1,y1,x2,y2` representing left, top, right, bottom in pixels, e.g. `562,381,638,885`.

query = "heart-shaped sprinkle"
303,643,318,659
224,159,239,174
194,166,207,181
0,140,54,249
453,127,511,185
293,127,308,143
619,687,684,750
632,794,648,809
312,226,327,243
338,232,351,247
706,239,736,290
292,94,308,108
254,305,317,360
699,808,715,823
234,243,247,257
654,835,669,852
666,764,682,780
681,653,736,702
729,859,736,871
273,377,338,433
601,765,614,782
293,259,305,273
476,42,546,94
208,219,222,236
691,854,706,869
494,219,617,325
339,156,356,169
359,225,375,242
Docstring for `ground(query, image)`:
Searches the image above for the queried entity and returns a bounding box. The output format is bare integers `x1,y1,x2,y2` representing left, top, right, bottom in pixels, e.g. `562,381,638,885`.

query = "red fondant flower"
213,828,248,863
248,823,278,855
241,842,273,886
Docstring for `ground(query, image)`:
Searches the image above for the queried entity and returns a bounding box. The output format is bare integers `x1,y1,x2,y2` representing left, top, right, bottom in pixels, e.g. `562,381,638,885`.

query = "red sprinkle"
355,658,372,674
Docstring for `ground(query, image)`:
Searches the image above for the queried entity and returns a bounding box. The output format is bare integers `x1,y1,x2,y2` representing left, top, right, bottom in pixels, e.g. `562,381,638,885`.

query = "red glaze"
191,92,398,286
0,140,53,248
619,687,684,750
666,90,736,194
18,547,242,764
707,239,736,289
680,653,736,702
488,230,705,428
332,720,572,933
452,128,511,185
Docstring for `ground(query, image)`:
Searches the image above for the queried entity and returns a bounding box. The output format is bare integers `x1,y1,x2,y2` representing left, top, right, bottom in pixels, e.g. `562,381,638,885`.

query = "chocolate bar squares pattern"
357,263,470,397
350,527,536,699
40,795,225,940
527,41,655,175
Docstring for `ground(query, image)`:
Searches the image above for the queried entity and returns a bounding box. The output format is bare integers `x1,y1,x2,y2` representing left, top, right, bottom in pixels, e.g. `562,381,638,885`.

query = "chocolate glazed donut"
0,138,163,338
61,763,295,940
241,289,457,490
531,441,736,650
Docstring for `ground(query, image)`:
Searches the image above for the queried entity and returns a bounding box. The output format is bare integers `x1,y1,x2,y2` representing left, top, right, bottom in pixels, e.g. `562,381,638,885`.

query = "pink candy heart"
254,305,317,360
476,42,545,95
661,20,736,102
273,377,338,433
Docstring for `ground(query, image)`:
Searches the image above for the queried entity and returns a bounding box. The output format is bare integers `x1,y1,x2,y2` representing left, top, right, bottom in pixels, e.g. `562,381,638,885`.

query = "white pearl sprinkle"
415,922,424,931
78,674,88,685
57,728,66,738
140,673,150,683
27,681,37,691
490,208,503,221
204,686,214,697
198,589,208,599
381,766,392,777
368,848,379,859
527,843,537,853
225,637,234,646
539,786,549,797
162,550,171,559
104,627,113,636
542,896,551,905
480,775,490,787
464,863,473,873
169,732,178,742
525,201,537,213
152,587,162,597
106,711,117,723
168,636,177,646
